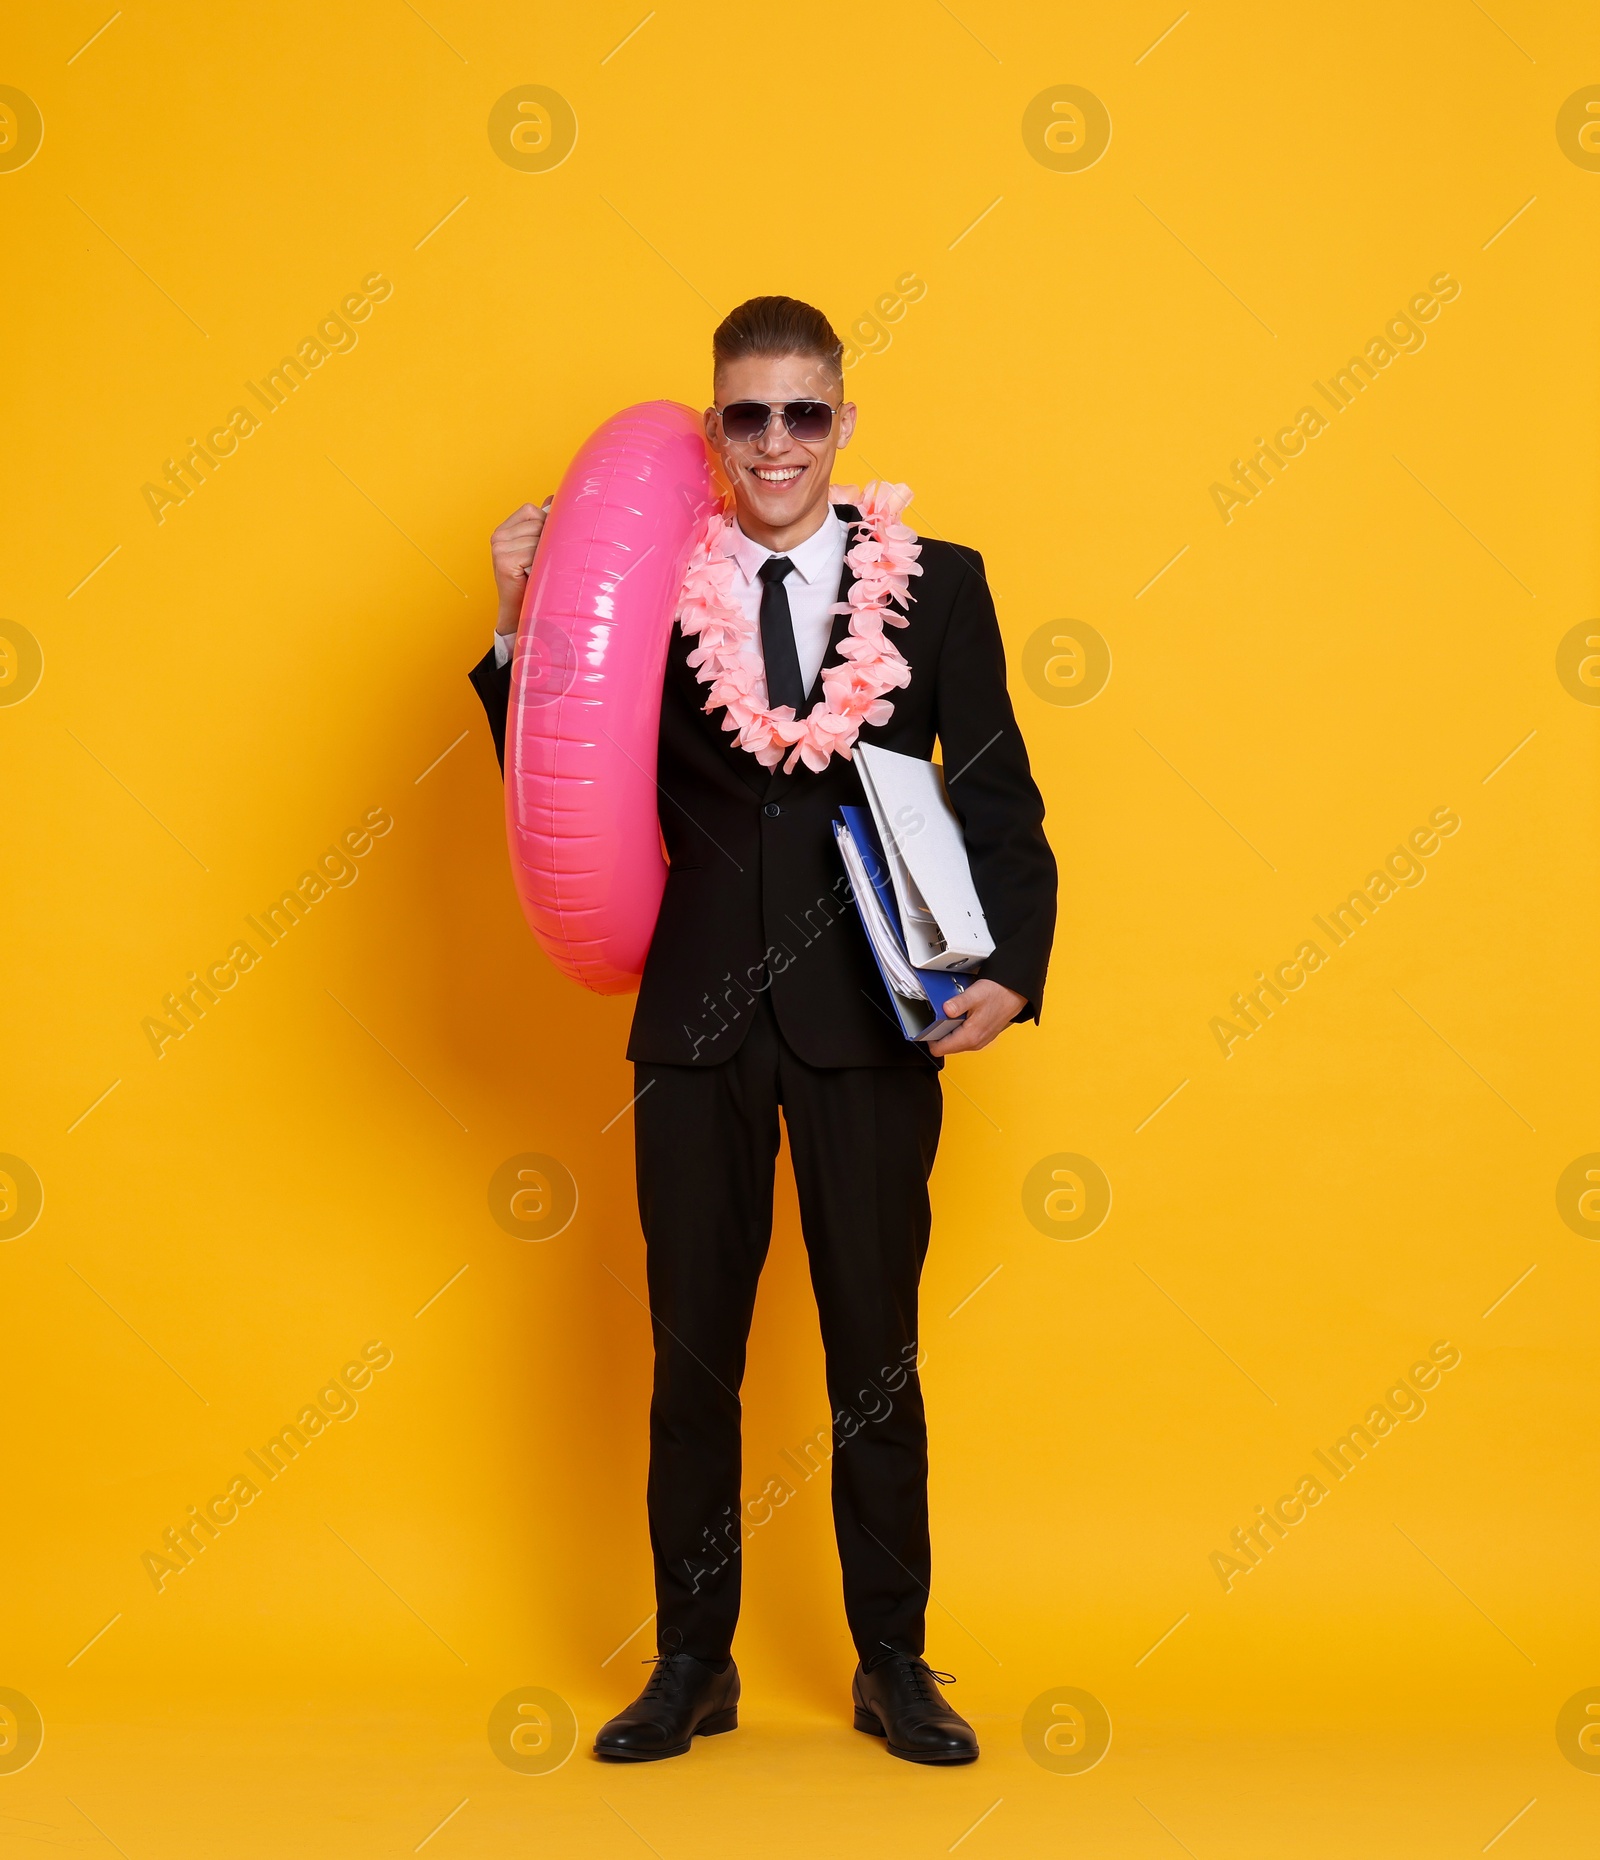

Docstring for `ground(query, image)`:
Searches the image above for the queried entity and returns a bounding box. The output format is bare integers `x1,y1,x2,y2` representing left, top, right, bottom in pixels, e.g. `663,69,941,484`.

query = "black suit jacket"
470,511,1057,1068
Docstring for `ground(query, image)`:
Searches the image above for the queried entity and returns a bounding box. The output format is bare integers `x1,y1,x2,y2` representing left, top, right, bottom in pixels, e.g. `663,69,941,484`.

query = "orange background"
2,2,1599,1853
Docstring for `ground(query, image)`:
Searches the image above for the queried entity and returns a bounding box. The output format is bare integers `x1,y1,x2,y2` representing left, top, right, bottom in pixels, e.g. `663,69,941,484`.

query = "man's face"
705,352,856,539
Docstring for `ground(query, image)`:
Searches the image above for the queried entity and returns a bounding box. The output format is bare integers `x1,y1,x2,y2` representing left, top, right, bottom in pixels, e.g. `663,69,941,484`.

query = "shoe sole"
594,1707,738,1762
853,1705,979,1765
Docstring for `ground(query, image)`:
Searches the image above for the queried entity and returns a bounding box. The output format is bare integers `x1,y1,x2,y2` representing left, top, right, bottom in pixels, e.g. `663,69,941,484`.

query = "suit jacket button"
763,803,781,817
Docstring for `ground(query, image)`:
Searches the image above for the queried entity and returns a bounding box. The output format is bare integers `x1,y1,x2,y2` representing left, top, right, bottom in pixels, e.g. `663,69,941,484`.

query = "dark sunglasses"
715,399,838,445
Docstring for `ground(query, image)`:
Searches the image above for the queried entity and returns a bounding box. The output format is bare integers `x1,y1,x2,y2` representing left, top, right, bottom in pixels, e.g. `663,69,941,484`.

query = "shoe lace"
895,1656,956,1702
640,1654,678,1697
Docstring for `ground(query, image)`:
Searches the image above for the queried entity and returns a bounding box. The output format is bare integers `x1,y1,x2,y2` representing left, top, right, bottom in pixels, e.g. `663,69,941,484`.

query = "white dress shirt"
493,509,848,698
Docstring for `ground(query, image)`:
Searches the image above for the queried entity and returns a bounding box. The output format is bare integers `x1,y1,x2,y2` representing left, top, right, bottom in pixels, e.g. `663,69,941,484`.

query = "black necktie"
757,555,807,715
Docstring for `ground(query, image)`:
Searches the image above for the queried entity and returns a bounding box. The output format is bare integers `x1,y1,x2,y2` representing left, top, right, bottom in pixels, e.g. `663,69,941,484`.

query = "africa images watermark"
681,1343,924,1597
840,271,927,370
682,792,963,1059
142,806,392,1057
1210,805,1460,1058
1210,272,1461,524
141,1340,393,1591
681,872,858,1061
141,271,394,525
1210,1340,1461,1592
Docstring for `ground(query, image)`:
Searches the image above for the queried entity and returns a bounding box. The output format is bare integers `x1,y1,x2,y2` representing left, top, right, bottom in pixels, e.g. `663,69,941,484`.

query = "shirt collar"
729,507,847,587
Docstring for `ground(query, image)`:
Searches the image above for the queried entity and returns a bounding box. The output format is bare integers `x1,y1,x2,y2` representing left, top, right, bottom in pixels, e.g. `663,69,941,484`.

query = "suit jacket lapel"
805,559,857,703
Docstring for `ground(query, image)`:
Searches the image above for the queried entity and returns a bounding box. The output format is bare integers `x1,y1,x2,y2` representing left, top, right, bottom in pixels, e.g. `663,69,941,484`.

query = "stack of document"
854,745,996,971
835,747,995,1044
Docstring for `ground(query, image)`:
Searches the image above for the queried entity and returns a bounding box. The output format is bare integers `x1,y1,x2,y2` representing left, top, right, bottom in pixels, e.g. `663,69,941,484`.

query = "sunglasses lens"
720,401,770,444
720,401,837,444
784,401,834,441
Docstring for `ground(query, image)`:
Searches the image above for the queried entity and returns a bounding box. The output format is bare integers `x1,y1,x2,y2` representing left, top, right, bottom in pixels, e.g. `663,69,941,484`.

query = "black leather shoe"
593,1654,739,1761
853,1656,978,1764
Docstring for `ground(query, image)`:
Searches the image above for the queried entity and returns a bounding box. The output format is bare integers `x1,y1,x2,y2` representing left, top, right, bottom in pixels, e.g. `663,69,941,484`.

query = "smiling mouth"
750,465,806,484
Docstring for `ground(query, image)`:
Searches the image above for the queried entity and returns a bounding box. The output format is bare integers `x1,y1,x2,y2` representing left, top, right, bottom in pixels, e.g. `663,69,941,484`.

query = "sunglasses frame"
713,399,840,445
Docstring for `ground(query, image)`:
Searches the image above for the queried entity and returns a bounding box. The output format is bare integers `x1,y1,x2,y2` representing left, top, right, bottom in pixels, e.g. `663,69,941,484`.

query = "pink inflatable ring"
506,401,718,994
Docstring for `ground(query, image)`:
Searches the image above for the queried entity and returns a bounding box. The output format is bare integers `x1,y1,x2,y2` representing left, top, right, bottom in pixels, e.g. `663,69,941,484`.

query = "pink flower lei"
674,481,922,774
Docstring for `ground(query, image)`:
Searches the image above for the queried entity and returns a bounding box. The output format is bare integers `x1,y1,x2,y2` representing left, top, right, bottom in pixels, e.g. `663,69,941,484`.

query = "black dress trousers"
635,988,944,1664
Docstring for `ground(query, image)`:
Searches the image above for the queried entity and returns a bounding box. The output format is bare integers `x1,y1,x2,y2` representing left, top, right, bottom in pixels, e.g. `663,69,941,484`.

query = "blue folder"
835,804,975,1043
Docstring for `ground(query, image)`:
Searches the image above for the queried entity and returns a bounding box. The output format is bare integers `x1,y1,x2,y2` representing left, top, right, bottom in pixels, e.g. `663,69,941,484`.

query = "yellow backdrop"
3,2,1598,1854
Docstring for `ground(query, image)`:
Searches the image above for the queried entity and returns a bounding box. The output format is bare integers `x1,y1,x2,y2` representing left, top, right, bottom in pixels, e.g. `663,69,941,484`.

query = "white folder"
854,744,995,972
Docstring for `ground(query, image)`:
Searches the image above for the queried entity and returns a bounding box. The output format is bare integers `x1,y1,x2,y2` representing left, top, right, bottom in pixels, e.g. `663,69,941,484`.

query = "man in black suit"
471,297,1055,1765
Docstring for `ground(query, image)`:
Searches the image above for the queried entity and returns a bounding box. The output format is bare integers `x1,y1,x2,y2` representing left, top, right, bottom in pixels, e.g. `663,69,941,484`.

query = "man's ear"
837,401,857,448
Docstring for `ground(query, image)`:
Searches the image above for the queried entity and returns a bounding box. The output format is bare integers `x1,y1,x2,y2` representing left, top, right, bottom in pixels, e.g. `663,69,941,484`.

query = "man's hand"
491,498,552,638
926,979,1028,1057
